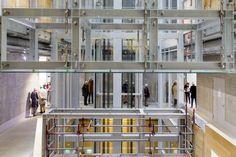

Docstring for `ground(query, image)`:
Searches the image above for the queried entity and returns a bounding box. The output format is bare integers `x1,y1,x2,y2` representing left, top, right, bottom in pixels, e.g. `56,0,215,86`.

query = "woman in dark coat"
31,89,39,116
82,81,89,106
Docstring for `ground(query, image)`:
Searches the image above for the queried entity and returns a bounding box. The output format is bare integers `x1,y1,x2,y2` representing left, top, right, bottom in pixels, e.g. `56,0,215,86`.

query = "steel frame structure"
43,108,194,157
0,0,235,73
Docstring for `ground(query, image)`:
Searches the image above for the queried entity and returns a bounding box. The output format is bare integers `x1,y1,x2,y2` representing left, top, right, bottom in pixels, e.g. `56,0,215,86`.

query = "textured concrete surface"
0,53,37,125
0,73,38,125
197,74,236,127
0,117,37,157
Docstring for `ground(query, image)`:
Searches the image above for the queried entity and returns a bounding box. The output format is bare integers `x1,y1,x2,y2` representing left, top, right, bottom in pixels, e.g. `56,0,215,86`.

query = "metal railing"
42,108,194,157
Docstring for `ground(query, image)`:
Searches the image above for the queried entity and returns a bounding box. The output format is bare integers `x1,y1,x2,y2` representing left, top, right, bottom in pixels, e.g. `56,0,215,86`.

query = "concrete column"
113,1,122,109
61,74,66,108
177,0,185,107
69,73,80,108
195,0,203,61
158,41,163,107
222,1,234,70
51,32,58,107
85,29,92,61
113,1,122,154
167,49,172,107
138,22,144,108
66,74,70,108
195,30,203,62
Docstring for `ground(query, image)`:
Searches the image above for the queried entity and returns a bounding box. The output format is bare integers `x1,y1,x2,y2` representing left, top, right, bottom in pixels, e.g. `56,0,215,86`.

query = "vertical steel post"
29,29,39,61
1,17,7,62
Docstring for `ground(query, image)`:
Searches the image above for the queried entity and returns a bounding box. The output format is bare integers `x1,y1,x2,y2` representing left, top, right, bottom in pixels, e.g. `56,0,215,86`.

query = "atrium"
0,0,236,157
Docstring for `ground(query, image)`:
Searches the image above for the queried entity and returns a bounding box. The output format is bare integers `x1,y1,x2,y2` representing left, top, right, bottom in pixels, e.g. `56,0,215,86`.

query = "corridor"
0,117,37,157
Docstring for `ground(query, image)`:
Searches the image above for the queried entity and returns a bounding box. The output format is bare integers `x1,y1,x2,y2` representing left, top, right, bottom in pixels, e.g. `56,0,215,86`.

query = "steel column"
50,31,59,107
177,0,185,107
1,17,7,62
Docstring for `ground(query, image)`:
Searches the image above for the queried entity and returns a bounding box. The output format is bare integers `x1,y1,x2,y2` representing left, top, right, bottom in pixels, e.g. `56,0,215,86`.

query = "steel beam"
64,133,179,142
35,23,196,30
80,9,220,19
2,8,220,19
1,61,67,70
0,61,225,73
44,108,187,119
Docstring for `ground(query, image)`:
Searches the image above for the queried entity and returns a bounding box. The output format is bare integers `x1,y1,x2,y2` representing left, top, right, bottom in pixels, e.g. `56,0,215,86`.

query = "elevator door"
213,78,225,125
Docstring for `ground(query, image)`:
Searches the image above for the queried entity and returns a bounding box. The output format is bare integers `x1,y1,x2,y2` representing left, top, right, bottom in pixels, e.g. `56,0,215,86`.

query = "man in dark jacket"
190,83,197,108
31,89,39,116
144,84,150,107
122,80,129,93
82,81,89,106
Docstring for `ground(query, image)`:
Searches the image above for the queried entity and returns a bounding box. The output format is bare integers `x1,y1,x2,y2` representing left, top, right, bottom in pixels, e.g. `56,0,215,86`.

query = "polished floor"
0,117,37,157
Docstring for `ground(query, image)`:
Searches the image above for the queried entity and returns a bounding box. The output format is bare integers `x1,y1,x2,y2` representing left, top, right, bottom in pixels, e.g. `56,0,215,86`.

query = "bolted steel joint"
74,0,78,6
73,20,78,25
3,10,10,16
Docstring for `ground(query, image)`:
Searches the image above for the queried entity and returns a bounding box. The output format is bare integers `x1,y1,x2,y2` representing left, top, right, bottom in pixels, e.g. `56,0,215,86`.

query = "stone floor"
0,117,37,157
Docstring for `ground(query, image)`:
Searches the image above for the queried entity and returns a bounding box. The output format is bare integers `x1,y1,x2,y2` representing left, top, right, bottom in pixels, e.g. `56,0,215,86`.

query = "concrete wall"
0,73,38,125
0,53,38,125
194,125,236,157
197,74,236,131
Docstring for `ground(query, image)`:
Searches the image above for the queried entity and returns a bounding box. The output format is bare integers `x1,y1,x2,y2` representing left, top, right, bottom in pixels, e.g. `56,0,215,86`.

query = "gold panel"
100,119,113,154
37,0,53,22
122,119,137,154
203,0,220,10
37,0,52,8
7,0,29,8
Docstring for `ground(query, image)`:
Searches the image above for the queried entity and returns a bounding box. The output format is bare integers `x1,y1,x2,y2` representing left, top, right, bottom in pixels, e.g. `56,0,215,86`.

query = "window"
122,0,135,9
172,0,177,9
103,0,113,9
165,0,169,9
122,0,135,23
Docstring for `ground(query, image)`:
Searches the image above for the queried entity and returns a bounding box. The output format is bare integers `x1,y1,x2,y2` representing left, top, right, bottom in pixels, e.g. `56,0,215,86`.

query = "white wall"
161,39,177,49
187,74,197,85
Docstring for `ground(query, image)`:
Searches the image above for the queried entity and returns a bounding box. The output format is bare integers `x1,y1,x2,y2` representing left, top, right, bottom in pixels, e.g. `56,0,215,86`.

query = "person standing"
47,82,51,105
122,80,129,105
82,81,89,106
39,87,47,113
184,82,190,104
144,84,150,107
172,81,178,107
31,89,39,116
122,80,129,93
88,78,94,104
190,83,197,108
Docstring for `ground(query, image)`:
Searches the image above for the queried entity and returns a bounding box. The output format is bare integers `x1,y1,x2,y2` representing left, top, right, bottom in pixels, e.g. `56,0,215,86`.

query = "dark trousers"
173,99,178,107
84,96,88,105
191,97,197,108
185,92,190,104
88,93,93,104
144,97,148,107
31,106,37,116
